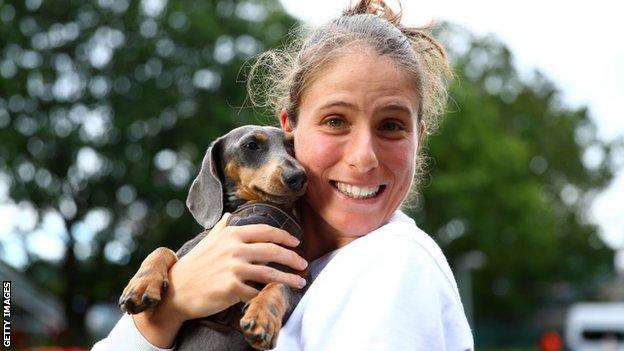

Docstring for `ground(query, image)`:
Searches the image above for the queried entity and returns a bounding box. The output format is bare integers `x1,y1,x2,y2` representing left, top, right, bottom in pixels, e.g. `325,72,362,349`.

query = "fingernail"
298,277,307,288
292,237,301,247
299,258,308,269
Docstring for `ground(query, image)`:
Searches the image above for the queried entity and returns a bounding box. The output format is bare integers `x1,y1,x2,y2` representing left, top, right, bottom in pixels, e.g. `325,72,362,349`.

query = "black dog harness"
228,202,303,242
195,202,303,333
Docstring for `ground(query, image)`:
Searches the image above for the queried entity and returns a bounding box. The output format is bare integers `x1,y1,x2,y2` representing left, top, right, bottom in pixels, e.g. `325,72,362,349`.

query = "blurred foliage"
409,26,618,345
0,0,619,347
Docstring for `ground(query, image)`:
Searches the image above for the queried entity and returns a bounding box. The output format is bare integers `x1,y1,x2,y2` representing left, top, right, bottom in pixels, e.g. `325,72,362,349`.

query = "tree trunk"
59,217,89,346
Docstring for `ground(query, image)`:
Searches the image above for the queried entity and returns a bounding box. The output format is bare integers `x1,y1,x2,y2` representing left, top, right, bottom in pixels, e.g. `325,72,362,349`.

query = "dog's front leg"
239,282,303,350
119,247,178,314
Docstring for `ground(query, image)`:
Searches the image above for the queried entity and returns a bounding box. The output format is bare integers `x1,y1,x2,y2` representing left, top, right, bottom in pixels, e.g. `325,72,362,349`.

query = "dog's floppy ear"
186,137,225,229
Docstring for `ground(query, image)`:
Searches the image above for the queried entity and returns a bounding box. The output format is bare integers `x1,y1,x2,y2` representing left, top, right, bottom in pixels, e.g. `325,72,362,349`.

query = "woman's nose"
345,128,379,173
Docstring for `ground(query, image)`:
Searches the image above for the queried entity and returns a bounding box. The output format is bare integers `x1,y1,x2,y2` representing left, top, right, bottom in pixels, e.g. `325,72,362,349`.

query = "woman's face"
281,50,422,248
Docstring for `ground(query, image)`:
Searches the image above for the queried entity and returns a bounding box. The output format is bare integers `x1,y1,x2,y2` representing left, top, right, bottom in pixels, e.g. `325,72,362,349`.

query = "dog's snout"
283,169,307,192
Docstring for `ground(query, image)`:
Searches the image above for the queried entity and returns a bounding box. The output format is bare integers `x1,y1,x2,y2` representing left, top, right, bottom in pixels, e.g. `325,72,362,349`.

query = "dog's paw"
240,300,282,350
118,269,168,314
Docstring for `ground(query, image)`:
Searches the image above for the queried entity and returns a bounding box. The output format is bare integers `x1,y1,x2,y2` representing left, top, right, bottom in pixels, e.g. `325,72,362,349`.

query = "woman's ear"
279,108,293,132
418,119,426,141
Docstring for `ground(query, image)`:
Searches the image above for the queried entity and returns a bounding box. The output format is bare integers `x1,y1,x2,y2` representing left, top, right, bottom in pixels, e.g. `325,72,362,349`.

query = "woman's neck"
300,202,353,261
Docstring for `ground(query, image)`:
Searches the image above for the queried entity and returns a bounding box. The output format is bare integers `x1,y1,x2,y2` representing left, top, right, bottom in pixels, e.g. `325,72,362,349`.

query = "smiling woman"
93,1,473,350
249,2,472,349
280,51,420,253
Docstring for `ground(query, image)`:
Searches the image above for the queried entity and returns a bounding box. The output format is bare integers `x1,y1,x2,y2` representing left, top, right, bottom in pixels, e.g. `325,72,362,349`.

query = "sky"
279,0,624,251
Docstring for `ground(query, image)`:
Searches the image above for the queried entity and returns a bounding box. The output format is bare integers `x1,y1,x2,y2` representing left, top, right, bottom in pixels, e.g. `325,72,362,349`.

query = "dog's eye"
243,141,260,150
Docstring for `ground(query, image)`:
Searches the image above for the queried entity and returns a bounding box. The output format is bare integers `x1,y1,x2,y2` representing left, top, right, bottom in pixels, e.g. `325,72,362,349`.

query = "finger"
236,282,261,303
235,224,300,247
242,265,307,290
241,243,307,271
212,212,231,232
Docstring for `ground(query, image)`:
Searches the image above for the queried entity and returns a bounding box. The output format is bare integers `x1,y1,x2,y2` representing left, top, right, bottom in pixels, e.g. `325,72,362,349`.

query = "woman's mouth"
331,181,386,199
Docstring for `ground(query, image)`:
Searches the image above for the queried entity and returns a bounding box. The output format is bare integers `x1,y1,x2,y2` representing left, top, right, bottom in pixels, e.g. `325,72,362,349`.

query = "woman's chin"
324,211,383,239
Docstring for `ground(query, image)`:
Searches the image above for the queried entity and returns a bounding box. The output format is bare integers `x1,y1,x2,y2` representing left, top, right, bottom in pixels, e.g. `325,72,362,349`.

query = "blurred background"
0,0,622,350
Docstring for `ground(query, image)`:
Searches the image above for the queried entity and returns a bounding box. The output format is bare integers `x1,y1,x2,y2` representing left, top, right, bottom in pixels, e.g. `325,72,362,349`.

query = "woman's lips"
330,180,386,199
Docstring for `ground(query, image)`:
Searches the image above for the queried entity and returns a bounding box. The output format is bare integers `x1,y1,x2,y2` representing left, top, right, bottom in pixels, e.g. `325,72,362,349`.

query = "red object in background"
539,331,564,351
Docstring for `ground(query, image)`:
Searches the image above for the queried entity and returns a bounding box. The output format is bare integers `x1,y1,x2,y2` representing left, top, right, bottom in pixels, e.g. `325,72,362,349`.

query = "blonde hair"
247,0,452,204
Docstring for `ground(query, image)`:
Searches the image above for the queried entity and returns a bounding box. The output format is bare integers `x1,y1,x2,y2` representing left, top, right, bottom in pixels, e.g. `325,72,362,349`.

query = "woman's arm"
132,297,184,349
93,213,308,349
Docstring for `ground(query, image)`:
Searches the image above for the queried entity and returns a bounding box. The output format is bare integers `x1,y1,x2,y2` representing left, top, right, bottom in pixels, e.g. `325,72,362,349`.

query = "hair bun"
343,0,402,24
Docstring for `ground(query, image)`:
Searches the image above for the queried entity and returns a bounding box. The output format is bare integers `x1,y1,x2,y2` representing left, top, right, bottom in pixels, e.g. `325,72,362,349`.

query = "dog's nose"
283,169,307,192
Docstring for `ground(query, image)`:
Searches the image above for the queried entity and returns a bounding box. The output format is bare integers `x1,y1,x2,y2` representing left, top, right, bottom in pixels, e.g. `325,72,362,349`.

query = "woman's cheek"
295,131,338,171
385,139,416,184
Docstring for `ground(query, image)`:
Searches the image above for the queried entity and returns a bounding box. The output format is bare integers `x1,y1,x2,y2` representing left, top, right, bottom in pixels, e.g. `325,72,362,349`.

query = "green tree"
0,0,294,345
411,25,619,345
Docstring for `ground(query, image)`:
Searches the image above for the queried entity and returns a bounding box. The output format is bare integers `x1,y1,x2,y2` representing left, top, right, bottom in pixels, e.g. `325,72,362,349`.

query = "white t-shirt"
92,210,473,351
273,210,474,351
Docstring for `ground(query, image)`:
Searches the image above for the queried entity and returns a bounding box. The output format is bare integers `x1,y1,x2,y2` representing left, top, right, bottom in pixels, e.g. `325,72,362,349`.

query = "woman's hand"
133,213,308,348
166,212,308,321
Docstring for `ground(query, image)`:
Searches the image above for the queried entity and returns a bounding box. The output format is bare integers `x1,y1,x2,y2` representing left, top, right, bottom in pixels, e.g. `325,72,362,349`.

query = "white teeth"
334,181,381,199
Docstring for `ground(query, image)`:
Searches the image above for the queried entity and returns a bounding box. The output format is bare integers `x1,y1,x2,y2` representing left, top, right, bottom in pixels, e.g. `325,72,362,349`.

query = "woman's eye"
380,121,405,132
325,117,346,129
243,141,260,150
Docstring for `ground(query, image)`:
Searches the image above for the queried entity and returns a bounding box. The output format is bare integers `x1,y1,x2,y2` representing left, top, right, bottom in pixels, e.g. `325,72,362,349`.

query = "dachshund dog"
118,125,308,350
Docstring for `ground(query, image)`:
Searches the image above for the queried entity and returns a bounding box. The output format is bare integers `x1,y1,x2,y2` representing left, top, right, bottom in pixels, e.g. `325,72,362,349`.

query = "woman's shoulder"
365,211,447,257
333,211,461,299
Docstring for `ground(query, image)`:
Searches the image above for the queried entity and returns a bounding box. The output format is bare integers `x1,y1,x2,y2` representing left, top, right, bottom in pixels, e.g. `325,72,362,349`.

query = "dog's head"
186,125,307,229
